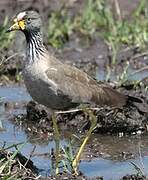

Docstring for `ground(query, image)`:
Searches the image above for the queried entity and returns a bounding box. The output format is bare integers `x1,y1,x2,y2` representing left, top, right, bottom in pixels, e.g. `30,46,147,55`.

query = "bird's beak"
7,18,25,32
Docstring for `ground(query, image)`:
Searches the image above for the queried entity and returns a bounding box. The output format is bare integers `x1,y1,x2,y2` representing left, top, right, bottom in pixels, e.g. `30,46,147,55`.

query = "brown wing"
46,62,127,107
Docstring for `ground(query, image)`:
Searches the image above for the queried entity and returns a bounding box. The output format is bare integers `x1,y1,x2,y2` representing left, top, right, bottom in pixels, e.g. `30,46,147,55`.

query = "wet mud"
1,86,148,180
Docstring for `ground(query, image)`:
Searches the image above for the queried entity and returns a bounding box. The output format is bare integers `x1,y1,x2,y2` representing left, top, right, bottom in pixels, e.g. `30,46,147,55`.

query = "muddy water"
0,86,148,179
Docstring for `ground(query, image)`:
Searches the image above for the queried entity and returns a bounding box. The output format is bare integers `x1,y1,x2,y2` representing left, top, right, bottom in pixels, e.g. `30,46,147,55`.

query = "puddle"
81,157,148,179
0,86,31,102
0,86,148,179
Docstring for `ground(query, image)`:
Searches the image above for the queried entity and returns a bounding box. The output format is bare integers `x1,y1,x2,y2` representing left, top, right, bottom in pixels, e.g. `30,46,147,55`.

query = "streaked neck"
25,30,47,64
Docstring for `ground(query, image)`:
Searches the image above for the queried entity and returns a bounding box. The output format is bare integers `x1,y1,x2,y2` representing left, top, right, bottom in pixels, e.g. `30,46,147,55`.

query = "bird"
7,11,141,175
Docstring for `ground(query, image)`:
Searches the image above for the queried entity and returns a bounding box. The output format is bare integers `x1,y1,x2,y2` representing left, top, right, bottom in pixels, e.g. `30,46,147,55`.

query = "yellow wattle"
18,20,25,30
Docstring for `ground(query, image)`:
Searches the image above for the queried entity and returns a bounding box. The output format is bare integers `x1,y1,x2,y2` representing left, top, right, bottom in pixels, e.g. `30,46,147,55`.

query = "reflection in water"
0,86,148,178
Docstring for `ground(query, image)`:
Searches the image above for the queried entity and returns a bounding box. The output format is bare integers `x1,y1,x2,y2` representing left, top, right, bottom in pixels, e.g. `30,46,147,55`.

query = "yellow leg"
72,110,97,175
52,113,60,175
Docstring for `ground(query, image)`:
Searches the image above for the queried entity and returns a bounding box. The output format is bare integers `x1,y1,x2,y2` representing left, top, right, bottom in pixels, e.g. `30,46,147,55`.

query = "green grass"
0,143,26,179
47,0,148,86
0,16,14,50
60,139,74,173
48,9,74,48
0,0,146,85
102,3,148,64
47,0,148,57
130,161,146,178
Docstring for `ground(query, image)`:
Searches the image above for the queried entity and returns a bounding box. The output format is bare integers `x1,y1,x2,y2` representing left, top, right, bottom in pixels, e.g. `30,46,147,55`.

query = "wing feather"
46,63,127,107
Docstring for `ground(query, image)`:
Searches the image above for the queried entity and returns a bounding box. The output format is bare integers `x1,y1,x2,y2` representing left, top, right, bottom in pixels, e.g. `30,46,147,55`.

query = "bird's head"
7,11,42,33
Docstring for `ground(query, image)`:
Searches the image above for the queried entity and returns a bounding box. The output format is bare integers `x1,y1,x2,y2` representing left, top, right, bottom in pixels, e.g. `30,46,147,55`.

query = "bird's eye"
27,18,31,23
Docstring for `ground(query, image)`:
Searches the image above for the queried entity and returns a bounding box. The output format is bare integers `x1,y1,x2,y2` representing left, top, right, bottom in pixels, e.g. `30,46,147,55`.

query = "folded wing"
46,62,127,107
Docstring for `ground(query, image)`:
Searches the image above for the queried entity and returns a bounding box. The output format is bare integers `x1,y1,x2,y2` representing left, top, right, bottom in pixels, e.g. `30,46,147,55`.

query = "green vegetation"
0,143,26,179
61,140,74,173
130,162,146,177
50,139,75,174
0,0,146,84
47,0,148,52
48,9,74,49
49,0,148,85
0,17,14,50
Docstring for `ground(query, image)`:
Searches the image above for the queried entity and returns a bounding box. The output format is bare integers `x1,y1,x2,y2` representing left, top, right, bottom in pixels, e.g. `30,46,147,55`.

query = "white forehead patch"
17,12,26,21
